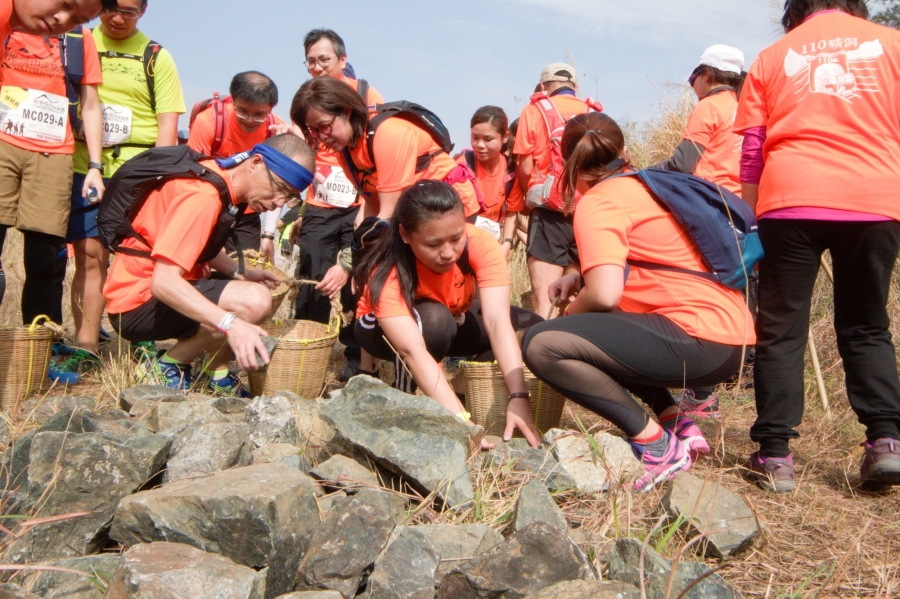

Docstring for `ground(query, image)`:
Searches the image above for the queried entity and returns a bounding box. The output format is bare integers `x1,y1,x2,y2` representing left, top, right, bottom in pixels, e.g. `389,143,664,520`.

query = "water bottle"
86,186,99,203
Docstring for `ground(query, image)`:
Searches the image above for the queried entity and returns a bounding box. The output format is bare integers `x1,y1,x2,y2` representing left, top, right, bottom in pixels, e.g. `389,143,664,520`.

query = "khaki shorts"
0,140,73,238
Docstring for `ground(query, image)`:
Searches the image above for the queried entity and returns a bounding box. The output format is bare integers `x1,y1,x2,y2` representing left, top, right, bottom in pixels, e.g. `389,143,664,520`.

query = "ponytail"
559,112,628,214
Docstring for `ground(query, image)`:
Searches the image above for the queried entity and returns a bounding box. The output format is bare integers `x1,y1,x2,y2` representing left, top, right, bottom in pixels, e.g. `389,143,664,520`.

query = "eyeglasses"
101,7,142,20
305,55,335,70
308,114,338,139
264,163,301,203
234,108,270,124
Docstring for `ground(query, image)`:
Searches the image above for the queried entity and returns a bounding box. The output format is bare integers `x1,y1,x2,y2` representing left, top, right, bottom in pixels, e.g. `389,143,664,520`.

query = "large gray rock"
17,395,96,425
149,401,228,433
163,422,251,482
323,376,474,507
485,440,575,490
608,538,740,599
252,442,312,473
16,554,121,599
414,524,503,581
294,494,396,598
104,542,264,599
511,479,567,534
543,430,642,493
438,522,596,599
662,472,763,559
6,432,170,563
209,396,251,415
111,463,321,598
525,580,640,599
0,584,39,599
310,455,380,492
366,527,440,599
118,385,184,414
246,395,300,447
294,397,337,463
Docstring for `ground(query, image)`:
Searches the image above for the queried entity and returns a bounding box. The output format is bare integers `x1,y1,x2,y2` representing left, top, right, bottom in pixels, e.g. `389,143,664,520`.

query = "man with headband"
103,134,315,396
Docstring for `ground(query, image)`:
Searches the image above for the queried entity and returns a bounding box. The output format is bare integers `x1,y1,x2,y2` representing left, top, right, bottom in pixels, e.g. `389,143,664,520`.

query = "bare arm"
79,84,105,198
501,211,519,259
155,112,179,147
565,264,625,314
373,191,401,220
517,155,534,193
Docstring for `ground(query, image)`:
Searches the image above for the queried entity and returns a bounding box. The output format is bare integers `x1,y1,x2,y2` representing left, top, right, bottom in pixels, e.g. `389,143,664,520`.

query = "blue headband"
216,144,314,193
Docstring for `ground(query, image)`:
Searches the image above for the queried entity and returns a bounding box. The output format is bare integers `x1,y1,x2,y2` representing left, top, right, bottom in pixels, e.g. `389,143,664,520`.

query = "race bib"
0,87,67,143
475,215,502,241
313,165,357,208
101,104,133,147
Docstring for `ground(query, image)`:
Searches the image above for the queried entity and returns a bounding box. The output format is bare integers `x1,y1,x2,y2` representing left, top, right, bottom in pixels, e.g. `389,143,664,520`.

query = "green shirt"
73,27,185,176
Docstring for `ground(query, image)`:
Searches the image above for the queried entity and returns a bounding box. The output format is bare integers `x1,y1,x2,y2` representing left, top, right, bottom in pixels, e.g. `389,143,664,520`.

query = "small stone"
414,524,503,582
18,554,122,599
608,538,740,599
104,542,264,599
526,580,640,599
437,522,596,599
662,472,763,558
251,442,312,473
246,395,300,447
164,422,251,482
485,441,575,490
149,401,228,433
316,491,347,515
511,478,567,534
543,430,642,493
310,455,380,492
209,396,251,415
366,527,440,599
118,385,183,412
567,529,615,566
323,376,474,507
294,494,396,598
0,583,39,599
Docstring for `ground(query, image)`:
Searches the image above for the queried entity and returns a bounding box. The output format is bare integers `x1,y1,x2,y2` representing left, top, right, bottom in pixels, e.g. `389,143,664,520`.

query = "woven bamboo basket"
248,315,340,399
460,361,566,437
229,250,291,319
0,316,64,411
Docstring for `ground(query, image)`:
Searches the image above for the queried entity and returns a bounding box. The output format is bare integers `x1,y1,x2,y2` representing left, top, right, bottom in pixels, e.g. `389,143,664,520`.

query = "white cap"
696,45,744,75
540,62,578,86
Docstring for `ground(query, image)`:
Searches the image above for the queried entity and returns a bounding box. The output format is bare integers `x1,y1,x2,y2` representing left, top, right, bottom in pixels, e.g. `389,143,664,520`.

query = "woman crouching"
354,180,543,448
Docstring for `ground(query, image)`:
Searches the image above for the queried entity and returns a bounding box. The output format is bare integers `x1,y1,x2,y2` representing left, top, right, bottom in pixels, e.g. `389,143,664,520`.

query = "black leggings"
356,299,543,392
0,226,65,325
522,312,744,437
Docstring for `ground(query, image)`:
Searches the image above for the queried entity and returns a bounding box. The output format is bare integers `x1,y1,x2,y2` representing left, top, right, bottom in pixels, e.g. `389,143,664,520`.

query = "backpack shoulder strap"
464,150,477,177
210,94,227,157
357,78,370,106
265,113,277,139
457,238,473,275
142,40,162,113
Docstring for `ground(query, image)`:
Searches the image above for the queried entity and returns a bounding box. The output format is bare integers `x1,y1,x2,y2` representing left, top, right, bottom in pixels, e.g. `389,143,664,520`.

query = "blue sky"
109,0,783,146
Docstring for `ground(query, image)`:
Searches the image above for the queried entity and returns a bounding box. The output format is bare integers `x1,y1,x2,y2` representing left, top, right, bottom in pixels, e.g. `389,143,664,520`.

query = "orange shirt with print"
514,94,591,188
357,224,509,319
0,29,102,154
734,12,900,219
187,102,285,159
307,77,384,210
104,161,236,315
339,118,482,218
683,89,742,195
455,154,524,223
574,176,755,346
0,0,12,64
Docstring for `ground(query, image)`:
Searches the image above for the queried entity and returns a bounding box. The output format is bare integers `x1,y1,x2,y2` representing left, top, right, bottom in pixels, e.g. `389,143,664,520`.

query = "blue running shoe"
52,341,76,357
205,371,251,398
139,350,193,391
48,361,81,385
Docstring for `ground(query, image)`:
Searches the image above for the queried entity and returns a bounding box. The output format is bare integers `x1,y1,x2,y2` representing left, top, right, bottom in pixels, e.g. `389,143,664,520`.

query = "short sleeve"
574,192,633,273
151,188,221,271
372,119,420,193
187,110,214,155
513,104,539,157
734,57,768,133
81,28,103,85
151,48,186,115
468,226,510,288
372,270,413,319
507,175,525,212
682,98,719,147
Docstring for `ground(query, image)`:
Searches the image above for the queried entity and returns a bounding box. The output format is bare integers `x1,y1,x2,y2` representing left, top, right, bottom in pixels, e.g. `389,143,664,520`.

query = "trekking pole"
808,332,832,419
819,254,835,284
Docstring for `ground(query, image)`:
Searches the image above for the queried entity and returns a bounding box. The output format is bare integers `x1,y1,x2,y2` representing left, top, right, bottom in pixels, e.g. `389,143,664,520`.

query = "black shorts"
526,207,578,267
108,278,230,342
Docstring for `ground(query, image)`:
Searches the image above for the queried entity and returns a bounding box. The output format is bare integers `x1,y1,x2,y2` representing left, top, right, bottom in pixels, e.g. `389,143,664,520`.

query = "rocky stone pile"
0,376,759,599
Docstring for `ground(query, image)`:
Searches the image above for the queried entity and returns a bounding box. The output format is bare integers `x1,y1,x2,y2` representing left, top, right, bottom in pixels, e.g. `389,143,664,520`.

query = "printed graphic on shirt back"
784,37,884,103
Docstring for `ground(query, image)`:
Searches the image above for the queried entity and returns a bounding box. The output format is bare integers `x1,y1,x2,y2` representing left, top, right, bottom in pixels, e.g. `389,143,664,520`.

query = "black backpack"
97,146,246,266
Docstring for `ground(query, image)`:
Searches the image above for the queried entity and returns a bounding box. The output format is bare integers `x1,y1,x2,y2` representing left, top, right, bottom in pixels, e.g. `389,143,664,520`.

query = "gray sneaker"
748,451,796,493
860,438,900,488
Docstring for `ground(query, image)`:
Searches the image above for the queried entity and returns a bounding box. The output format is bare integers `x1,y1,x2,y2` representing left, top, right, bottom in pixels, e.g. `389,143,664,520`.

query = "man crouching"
102,134,315,397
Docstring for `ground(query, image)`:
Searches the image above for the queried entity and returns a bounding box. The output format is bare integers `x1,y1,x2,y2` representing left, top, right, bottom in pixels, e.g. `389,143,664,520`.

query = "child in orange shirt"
353,180,543,448
522,113,756,492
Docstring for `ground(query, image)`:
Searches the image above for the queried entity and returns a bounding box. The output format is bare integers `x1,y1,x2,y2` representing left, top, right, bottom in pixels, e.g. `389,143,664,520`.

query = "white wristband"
217,312,237,334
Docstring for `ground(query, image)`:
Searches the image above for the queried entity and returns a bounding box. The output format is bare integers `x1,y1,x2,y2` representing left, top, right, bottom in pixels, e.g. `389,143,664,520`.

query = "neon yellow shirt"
73,27,185,176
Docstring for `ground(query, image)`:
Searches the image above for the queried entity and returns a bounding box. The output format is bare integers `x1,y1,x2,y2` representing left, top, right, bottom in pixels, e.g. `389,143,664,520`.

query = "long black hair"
355,180,465,311
781,0,869,32
689,65,747,99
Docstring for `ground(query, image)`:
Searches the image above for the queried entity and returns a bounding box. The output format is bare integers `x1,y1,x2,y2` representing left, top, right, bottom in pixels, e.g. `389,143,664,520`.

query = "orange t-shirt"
574,176,755,346
306,77,383,210
514,94,591,188
734,12,900,219
104,161,236,315
339,118,481,218
0,29,103,154
454,154,524,223
357,224,509,319
0,0,12,64
187,102,285,159
683,89,742,196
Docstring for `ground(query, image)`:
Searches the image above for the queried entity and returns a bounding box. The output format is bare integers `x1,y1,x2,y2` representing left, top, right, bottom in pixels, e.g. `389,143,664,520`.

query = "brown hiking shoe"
747,451,796,493
860,438,900,488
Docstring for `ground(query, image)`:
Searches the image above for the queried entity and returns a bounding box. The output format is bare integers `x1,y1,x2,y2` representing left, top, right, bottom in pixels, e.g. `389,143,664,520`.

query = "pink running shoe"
676,389,722,419
669,417,711,461
628,430,692,493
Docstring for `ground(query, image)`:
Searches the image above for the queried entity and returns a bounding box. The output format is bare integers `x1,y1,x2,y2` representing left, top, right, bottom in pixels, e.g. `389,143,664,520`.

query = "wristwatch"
260,232,276,240
87,161,105,175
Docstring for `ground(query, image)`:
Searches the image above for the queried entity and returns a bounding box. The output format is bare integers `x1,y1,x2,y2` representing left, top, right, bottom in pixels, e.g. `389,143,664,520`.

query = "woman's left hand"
504,396,542,448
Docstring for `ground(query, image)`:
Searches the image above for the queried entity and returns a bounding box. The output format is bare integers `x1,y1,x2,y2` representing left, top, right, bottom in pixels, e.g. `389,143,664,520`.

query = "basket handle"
284,278,347,333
